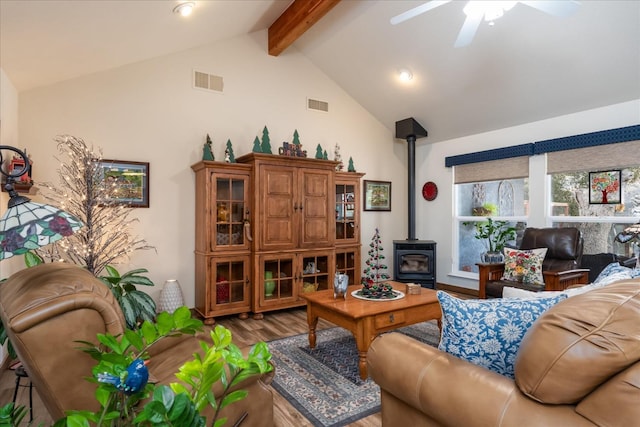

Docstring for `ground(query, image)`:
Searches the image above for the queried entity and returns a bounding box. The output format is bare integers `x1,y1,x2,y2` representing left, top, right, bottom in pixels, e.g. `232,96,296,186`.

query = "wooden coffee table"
300,281,441,380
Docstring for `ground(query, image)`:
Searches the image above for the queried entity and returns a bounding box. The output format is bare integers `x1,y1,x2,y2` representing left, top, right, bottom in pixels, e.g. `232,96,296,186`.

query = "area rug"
268,320,440,427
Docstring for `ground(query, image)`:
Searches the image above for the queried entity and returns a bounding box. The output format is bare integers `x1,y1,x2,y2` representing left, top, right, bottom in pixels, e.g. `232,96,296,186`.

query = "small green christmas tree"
315,144,324,159
225,139,236,163
348,156,356,172
252,136,262,153
360,228,394,298
292,130,301,146
261,126,272,154
203,134,214,160
323,150,328,160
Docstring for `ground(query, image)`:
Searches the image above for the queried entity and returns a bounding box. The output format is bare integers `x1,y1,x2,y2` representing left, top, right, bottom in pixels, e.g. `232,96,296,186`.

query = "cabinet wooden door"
256,253,298,310
194,254,250,324
336,247,361,286
300,168,333,248
211,172,251,251
259,165,333,250
260,165,296,249
335,172,364,246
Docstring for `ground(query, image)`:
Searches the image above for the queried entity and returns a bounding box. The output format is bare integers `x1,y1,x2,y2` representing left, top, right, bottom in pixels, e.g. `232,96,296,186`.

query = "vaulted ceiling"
1,0,639,143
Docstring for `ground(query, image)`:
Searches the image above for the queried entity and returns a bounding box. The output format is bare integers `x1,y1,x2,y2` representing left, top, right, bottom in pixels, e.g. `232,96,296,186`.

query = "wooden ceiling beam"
268,0,341,56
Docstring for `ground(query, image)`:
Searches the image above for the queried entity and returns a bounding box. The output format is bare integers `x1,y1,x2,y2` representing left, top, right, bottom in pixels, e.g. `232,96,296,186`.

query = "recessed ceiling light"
398,68,413,82
173,2,195,17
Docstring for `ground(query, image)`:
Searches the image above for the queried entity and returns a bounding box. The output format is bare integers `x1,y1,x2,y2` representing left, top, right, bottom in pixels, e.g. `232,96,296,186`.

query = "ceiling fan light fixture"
173,2,195,17
464,1,517,22
398,68,413,82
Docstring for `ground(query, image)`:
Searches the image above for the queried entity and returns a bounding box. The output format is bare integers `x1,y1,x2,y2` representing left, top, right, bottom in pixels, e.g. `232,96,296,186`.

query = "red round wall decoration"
422,181,438,201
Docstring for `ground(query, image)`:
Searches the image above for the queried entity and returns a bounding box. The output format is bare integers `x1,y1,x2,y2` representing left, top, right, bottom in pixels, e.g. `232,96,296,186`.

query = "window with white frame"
547,140,640,258
454,156,529,275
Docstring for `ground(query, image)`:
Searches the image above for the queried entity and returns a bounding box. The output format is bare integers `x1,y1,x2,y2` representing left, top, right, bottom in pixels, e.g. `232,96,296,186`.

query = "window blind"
454,156,529,184
547,140,640,174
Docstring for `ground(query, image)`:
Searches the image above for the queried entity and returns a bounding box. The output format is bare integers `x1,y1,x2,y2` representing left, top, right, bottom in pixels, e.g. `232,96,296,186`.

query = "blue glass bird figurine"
97,358,149,394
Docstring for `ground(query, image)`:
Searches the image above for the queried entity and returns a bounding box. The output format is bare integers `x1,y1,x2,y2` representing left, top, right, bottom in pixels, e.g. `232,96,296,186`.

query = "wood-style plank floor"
0,307,381,427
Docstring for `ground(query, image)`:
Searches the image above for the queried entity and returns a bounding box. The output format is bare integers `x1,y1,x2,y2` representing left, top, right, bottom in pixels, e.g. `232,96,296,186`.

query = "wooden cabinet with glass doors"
192,161,252,324
335,172,365,286
253,250,334,318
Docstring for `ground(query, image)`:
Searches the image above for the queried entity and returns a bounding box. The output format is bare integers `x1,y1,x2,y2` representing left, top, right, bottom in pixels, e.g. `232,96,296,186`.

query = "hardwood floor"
0,307,381,427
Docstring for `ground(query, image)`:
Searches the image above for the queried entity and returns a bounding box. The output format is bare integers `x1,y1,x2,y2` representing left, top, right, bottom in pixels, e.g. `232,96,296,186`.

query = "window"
549,166,640,257
455,174,529,275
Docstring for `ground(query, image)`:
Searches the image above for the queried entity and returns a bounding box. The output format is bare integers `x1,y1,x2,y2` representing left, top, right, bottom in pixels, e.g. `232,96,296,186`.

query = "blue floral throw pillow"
437,291,567,378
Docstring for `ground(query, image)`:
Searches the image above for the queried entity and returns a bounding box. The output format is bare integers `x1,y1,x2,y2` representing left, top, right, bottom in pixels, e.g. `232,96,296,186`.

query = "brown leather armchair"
0,263,274,426
478,227,589,298
368,279,640,427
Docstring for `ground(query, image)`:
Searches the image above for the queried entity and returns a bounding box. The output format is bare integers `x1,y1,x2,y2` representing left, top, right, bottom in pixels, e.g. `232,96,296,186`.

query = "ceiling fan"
391,1,580,48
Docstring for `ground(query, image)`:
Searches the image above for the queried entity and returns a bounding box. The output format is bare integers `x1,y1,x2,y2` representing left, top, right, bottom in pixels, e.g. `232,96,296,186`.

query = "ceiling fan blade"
454,13,482,48
390,0,453,25
519,0,580,17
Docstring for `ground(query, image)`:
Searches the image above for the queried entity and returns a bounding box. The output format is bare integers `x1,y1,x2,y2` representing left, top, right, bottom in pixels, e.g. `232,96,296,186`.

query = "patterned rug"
268,320,441,427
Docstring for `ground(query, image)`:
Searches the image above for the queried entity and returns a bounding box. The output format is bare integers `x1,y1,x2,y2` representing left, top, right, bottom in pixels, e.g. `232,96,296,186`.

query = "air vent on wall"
307,98,329,112
193,70,223,93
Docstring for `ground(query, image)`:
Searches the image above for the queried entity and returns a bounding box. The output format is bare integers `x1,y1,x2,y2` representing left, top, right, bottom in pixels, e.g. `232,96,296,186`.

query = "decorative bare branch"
36,135,155,275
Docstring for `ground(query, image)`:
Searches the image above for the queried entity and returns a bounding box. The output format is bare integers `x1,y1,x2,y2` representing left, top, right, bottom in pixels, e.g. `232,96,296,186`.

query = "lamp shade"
0,201,83,260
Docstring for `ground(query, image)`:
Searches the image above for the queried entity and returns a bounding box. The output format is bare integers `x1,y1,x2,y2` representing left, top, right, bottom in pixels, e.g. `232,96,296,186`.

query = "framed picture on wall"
96,159,150,207
364,180,391,211
589,170,621,205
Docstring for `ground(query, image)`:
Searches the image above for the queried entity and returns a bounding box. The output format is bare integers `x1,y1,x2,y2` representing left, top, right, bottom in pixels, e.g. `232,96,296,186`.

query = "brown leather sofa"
0,263,275,426
478,227,589,298
368,279,640,427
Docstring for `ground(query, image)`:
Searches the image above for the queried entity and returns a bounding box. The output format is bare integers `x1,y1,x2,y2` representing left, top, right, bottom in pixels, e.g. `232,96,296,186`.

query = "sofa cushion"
515,280,640,404
436,291,567,379
593,262,634,285
502,248,547,284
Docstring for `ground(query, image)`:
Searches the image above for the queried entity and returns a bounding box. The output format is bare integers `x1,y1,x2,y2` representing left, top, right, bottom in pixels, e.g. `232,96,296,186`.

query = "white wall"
14,30,408,306
416,99,640,290
0,67,20,364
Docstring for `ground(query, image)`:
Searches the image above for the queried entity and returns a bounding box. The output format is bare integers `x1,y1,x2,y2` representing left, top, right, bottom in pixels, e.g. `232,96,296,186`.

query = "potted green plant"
468,218,517,263
57,306,273,427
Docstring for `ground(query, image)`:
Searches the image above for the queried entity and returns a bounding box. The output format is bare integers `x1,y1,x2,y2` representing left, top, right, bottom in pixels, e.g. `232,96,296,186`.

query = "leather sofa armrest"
367,333,592,427
368,333,517,426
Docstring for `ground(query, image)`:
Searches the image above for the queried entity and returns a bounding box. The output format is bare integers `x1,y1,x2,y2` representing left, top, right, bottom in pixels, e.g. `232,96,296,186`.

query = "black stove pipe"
395,118,428,241
407,134,417,240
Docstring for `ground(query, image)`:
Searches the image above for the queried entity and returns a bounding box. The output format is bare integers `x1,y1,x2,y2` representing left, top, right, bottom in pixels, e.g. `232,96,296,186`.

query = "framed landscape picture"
364,180,391,211
97,159,150,207
589,170,621,205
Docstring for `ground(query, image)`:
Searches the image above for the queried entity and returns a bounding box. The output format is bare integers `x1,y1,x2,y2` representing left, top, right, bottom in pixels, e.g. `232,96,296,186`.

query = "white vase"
158,279,184,314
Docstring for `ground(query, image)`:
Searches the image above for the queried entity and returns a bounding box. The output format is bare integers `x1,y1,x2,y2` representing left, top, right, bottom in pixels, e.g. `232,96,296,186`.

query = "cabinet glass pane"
302,255,329,292
215,260,245,305
336,250,356,285
336,183,356,240
231,179,244,200
215,176,245,246
264,259,294,299
216,178,230,200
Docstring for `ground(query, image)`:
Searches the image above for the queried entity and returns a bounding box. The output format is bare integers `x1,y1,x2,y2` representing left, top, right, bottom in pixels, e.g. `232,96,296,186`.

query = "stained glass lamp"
0,145,83,260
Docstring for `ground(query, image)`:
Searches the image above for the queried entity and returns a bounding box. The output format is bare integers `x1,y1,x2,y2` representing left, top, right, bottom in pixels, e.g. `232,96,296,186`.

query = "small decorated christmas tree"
225,139,236,163
252,136,262,153
348,156,356,172
315,144,324,159
334,143,344,171
203,134,214,160
261,126,272,154
360,228,394,298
